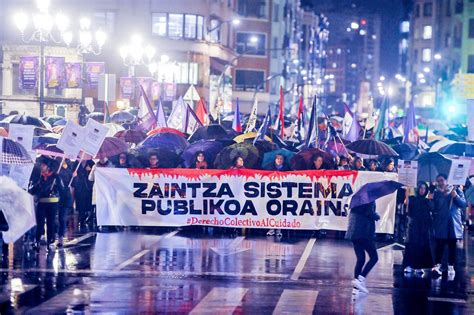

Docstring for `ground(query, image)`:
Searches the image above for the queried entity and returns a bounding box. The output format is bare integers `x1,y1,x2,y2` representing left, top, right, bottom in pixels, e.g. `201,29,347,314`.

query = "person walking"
431,174,467,278
30,158,65,251
346,201,379,294
57,159,73,247
71,160,94,227
403,182,433,275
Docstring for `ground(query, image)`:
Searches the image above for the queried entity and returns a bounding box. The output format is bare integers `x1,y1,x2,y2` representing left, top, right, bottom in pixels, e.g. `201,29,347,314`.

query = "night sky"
304,0,403,77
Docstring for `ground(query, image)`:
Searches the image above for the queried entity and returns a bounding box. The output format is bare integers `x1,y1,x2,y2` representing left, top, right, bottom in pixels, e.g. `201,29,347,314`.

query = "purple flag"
254,106,272,145
344,113,362,142
403,101,418,143
85,62,105,88
65,62,82,88
19,56,38,89
45,56,66,89
136,85,157,131
185,104,203,134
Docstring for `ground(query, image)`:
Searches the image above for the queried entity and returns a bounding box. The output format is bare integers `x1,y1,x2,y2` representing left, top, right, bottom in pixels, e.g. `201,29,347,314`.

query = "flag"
185,104,203,134
374,96,389,140
167,96,187,132
195,97,208,125
342,103,353,136
137,85,157,131
278,85,285,138
304,96,318,148
403,100,418,143
245,97,259,133
232,98,242,133
295,95,306,141
155,99,167,128
344,112,362,142
365,98,376,131
254,106,272,144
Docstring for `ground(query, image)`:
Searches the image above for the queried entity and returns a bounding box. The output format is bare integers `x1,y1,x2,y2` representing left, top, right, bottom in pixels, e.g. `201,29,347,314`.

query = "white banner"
96,169,398,233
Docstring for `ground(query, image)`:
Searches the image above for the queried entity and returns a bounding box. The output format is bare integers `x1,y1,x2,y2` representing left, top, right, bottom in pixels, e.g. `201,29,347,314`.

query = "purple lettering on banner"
85,62,105,88
120,77,135,99
45,56,66,89
65,62,82,88
19,56,39,89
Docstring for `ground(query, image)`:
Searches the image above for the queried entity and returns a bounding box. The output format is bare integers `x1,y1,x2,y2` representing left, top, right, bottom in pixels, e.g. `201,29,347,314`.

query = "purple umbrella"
138,132,189,155
96,137,129,159
349,180,404,209
181,140,224,168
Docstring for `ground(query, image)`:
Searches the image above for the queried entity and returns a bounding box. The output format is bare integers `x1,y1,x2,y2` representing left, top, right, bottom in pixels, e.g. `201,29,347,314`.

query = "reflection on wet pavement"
0,228,470,313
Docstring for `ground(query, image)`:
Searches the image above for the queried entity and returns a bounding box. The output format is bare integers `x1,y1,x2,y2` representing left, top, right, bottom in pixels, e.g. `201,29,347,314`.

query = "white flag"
245,98,258,133
167,97,187,132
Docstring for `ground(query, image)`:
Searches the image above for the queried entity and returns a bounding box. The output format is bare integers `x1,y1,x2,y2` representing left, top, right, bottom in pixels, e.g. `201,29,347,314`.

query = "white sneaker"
432,264,442,276
266,229,275,237
448,265,455,278
352,276,369,294
404,266,414,273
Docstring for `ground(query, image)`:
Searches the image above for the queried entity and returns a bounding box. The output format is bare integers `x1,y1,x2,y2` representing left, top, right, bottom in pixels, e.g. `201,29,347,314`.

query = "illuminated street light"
249,36,259,43
120,34,156,76
350,22,359,29
434,53,442,60
380,76,385,81
423,67,430,73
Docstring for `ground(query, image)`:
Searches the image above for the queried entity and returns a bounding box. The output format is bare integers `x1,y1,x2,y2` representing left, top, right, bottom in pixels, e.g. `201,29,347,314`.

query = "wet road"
0,225,472,314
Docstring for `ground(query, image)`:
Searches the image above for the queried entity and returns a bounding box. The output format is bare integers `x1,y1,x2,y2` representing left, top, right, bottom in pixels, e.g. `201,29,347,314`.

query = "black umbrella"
290,148,335,170
346,139,398,157
214,142,260,169
87,112,105,123
188,124,233,143
438,142,474,157
392,143,421,160
2,114,50,129
110,111,136,124
133,147,181,168
414,152,452,183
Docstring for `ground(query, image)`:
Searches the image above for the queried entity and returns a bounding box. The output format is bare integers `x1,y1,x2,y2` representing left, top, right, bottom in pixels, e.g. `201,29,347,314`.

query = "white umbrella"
429,139,455,152
104,123,125,137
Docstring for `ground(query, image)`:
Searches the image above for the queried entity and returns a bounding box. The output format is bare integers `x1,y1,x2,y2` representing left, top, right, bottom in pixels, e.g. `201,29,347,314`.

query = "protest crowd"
0,90,473,293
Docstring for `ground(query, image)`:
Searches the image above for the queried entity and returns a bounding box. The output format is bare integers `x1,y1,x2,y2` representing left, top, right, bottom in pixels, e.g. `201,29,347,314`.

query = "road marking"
377,243,405,251
190,287,248,315
64,232,96,246
273,289,319,315
427,297,467,304
210,236,250,256
290,238,316,280
113,230,179,271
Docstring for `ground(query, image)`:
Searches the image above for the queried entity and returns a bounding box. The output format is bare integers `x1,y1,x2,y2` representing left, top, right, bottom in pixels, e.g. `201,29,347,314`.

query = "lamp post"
119,34,156,77
14,0,72,117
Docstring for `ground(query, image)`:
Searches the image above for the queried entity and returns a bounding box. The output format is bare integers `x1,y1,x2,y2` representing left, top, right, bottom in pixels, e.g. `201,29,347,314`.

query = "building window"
168,14,184,38
197,16,204,40
468,55,474,73
422,48,431,62
469,19,474,38
94,11,115,34
400,21,409,33
184,14,197,39
235,69,265,91
423,25,432,39
157,62,199,85
423,3,433,16
236,33,266,56
415,4,420,17
152,13,167,36
209,19,221,42
273,4,279,22
237,0,267,19
272,37,278,58
414,49,418,63
455,0,463,14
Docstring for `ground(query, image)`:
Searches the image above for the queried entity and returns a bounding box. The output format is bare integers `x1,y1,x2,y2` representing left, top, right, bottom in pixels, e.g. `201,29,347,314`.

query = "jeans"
36,202,58,244
352,239,379,278
434,239,457,265
58,206,71,238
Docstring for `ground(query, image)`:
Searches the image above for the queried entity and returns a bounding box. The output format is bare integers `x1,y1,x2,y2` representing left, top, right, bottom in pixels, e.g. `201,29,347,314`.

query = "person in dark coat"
71,160,95,226
403,182,433,274
431,173,467,278
30,158,65,250
57,159,73,247
194,151,208,169
345,201,379,294
116,153,130,168
267,154,290,171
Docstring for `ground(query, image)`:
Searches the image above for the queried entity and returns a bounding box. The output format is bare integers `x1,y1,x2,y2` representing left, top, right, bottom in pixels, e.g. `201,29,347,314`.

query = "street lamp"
14,0,71,116
119,34,156,77
76,17,106,55
207,18,241,33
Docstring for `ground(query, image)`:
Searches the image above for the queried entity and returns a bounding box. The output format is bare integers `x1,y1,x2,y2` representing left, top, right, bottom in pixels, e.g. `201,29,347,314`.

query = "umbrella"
110,111,136,124
215,142,260,169
138,132,189,155
346,139,398,157
35,144,66,159
181,140,224,168
290,148,335,170
53,118,67,126
87,112,105,122
147,127,185,138
234,132,272,143
429,139,455,152
322,138,350,157
2,114,51,129
262,149,296,170
105,123,125,137
130,147,181,168
188,124,232,143
114,129,147,144
350,180,404,208
392,143,421,160
96,137,129,159
44,115,63,125
0,127,7,137
382,136,403,146
32,133,60,149
52,126,66,134
439,142,474,157
0,138,33,165
415,152,452,183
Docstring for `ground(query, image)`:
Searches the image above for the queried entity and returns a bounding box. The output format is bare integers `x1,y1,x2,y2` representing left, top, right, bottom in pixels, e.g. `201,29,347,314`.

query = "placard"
8,124,35,158
397,160,418,187
448,159,471,186
8,164,35,190
56,120,85,159
81,118,109,157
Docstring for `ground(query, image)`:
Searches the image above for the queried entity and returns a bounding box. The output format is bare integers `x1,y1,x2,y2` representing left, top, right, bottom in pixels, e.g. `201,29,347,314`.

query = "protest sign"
56,120,85,159
397,160,418,187
8,164,34,190
448,159,471,185
81,119,109,157
96,169,398,233
8,124,35,158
